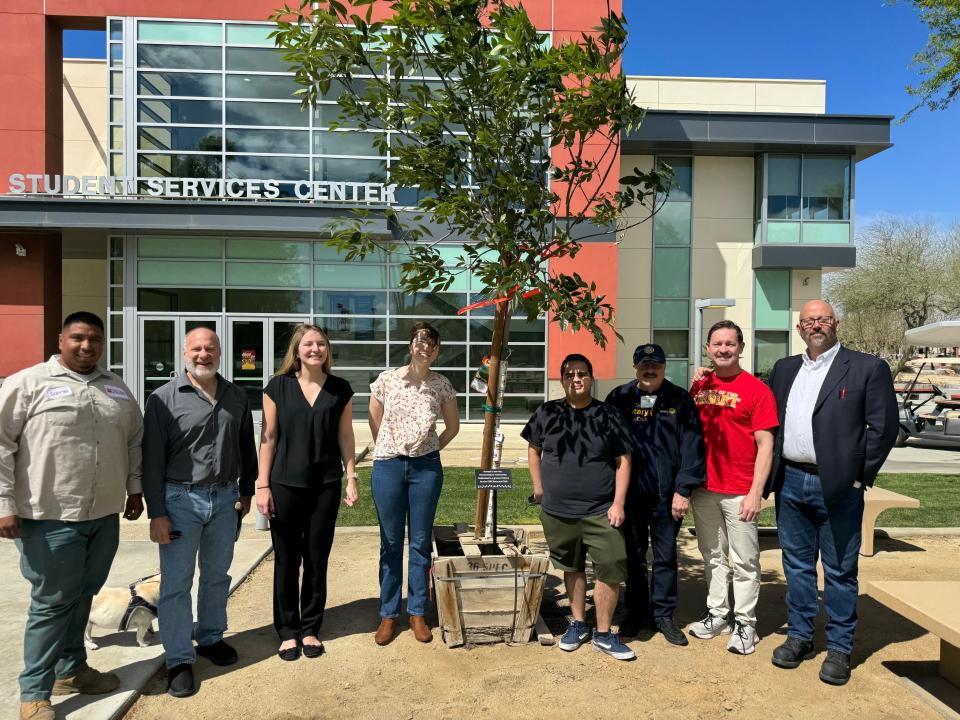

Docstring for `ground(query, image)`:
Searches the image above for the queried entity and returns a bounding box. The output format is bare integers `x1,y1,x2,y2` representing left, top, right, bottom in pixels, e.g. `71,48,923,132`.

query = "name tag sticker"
640,395,656,409
46,386,72,400
104,385,130,400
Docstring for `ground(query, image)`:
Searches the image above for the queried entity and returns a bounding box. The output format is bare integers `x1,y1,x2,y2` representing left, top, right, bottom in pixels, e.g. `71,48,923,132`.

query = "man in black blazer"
765,300,898,685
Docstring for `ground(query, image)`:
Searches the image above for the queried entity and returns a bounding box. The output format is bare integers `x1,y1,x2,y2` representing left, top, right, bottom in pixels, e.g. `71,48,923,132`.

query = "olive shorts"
540,509,628,585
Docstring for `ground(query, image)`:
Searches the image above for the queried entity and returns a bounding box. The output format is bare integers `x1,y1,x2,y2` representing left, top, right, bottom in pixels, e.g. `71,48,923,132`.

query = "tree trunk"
474,298,511,537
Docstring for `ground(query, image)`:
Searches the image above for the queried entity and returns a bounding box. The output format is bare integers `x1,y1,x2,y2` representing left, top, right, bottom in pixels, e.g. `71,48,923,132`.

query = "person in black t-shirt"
256,324,358,661
604,343,706,646
522,353,637,661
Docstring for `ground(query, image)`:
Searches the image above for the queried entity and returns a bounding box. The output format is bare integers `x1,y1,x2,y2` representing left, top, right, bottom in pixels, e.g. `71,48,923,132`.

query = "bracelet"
256,485,270,490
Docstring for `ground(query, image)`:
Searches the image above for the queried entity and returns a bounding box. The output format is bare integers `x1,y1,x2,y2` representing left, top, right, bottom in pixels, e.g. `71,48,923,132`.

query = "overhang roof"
622,110,893,161
904,321,960,346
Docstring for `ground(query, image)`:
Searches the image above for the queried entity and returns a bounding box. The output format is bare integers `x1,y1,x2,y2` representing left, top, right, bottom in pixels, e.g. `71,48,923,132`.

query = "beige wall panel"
64,59,107,87
658,102,756,112
62,259,108,322
615,298,651,329
691,217,754,249
756,104,824,115
63,142,108,176
691,245,754,304
692,157,754,220
64,60,108,179
616,248,652,300
63,87,107,141
754,81,826,112
627,78,659,108
658,79,757,107
790,269,823,355
614,327,652,380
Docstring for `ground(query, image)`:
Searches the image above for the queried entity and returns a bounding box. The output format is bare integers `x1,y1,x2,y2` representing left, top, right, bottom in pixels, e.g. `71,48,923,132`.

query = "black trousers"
623,490,683,622
270,481,341,641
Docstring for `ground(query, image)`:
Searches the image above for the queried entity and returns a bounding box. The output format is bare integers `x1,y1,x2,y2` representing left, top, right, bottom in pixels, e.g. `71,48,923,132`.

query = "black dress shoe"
167,664,196,698
302,642,324,658
772,636,816,669
819,650,852,685
654,618,689,647
278,643,301,661
197,640,238,666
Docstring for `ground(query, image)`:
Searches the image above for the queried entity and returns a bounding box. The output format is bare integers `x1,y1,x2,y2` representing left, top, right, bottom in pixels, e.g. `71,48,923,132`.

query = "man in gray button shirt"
142,327,256,698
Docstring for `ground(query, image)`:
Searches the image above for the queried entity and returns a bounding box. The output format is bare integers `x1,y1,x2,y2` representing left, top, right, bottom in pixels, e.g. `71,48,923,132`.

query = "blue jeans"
371,452,443,618
777,465,864,654
158,482,238,668
16,515,119,701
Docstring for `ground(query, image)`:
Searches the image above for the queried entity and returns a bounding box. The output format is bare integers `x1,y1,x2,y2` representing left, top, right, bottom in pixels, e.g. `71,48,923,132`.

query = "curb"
686,526,960,538
105,542,274,720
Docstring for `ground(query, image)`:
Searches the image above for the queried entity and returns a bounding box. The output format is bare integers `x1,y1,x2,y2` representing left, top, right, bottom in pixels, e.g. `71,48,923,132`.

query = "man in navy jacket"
765,300,898,685
605,344,706,645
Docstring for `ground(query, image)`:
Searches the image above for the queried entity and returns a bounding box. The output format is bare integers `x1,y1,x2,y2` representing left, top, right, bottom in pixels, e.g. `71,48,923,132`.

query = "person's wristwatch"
348,474,359,481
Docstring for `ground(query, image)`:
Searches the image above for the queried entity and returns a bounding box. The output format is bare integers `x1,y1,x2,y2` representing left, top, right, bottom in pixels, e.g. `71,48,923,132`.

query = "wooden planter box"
432,525,550,647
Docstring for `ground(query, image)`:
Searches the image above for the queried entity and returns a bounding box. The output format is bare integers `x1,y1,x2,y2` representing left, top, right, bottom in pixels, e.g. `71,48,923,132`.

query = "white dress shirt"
782,342,842,464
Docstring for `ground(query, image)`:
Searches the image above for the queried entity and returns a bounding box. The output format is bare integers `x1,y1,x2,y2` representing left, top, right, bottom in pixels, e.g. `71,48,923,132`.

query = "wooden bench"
867,581,960,687
760,486,920,556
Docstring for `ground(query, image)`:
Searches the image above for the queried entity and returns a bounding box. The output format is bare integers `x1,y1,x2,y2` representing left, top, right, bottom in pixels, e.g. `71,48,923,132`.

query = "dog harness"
119,573,159,632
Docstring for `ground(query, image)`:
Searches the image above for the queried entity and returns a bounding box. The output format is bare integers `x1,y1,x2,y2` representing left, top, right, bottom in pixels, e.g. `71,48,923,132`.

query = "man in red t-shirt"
687,321,778,655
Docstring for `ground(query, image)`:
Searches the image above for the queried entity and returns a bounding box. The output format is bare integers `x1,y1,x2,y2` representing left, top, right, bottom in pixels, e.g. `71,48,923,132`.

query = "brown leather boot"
52,664,120,695
19,700,54,720
409,615,433,643
374,618,397,646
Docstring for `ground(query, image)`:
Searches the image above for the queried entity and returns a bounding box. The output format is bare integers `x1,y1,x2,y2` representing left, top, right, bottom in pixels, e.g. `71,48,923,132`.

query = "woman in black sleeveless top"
256,324,358,660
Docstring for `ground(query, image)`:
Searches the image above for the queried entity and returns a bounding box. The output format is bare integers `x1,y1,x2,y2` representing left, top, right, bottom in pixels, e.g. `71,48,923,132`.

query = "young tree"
272,0,669,533
900,0,960,120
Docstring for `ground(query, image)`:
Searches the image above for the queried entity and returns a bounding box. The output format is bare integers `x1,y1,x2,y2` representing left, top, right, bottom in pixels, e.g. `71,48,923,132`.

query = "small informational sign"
475,468,513,490
241,350,257,371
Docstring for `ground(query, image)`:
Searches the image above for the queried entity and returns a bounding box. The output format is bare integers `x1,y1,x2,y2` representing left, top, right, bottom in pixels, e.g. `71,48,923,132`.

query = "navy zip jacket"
605,378,706,498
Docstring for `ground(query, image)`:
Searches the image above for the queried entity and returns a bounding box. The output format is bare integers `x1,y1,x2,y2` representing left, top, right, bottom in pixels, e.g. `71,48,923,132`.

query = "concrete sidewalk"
0,513,271,720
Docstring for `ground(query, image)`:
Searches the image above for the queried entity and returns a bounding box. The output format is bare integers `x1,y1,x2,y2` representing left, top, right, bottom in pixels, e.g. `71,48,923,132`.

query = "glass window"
334,369,384,391
138,236,221,258
225,289,311,313
225,129,308,154
226,239,310,261
111,126,124,149
390,292,465,316
138,99,221,125
314,131,384,157
110,99,123,122
138,287,222,312
665,360,689,388
390,343,466,367
138,44,222,70
314,103,349,128
315,290,387,315
652,248,690,298
653,202,691,246
138,260,222,285
110,44,123,66
802,157,850,220
138,153,222,178
392,318,467,342
110,261,124,284
470,395,542,421
755,331,790,381
226,24,275,46
110,287,124,308
110,71,123,95
110,19,123,40
110,154,125,176
659,157,692,201
226,262,310,288
652,299,689,328
226,101,309,127
767,155,801,220
138,71,222,97
755,269,791,329
767,221,801,244
225,155,309,180
469,317,545,343
505,370,545,394
802,222,850,244
653,329,689,358
314,243,386,262
315,158,387,183
138,126,222,152
315,265,388,290
226,47,290,73
138,21,221,44
471,344,544,368
334,344,388,366
315,316,386,341
226,74,300,100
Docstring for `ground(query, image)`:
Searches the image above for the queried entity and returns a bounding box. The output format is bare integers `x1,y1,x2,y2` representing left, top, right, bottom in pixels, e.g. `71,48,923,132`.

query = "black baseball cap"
633,343,666,366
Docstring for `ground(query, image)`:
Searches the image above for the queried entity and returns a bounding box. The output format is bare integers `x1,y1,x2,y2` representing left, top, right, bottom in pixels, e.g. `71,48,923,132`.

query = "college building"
0,2,892,419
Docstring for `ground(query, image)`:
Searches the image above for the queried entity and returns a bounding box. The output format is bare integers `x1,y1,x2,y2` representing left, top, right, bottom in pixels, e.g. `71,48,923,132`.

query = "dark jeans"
623,490,682,622
270,481,342,641
777,465,864,654
371,451,443,618
17,515,119,701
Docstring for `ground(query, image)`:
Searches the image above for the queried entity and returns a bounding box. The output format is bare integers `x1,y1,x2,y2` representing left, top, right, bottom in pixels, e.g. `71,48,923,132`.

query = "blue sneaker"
592,630,636,661
558,620,590,651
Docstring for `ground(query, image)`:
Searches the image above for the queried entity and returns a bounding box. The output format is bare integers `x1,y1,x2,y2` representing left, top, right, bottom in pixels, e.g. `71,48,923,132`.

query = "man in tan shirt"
0,312,144,720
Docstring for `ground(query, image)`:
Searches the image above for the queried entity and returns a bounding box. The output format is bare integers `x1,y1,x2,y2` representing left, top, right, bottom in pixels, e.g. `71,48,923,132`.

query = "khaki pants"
691,488,760,626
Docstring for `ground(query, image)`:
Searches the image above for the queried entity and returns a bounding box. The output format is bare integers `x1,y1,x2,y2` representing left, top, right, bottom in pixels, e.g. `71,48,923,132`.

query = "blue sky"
66,3,958,224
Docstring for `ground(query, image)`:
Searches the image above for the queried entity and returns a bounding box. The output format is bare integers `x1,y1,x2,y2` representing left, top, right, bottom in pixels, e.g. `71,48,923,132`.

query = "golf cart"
897,320,960,447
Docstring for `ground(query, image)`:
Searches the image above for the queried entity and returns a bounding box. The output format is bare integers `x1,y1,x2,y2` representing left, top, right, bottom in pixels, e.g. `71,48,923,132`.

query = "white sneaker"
688,612,732,639
726,621,759,655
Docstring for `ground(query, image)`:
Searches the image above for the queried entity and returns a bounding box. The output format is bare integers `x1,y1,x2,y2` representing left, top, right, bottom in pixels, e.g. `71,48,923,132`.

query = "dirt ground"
126,531,960,720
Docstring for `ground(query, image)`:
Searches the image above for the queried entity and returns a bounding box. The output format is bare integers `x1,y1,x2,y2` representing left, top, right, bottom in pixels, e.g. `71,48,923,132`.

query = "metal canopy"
904,320,960,346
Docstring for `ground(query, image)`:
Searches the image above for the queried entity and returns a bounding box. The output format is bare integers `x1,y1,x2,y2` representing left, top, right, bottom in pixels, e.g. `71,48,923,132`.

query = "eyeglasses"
563,371,591,380
799,316,836,329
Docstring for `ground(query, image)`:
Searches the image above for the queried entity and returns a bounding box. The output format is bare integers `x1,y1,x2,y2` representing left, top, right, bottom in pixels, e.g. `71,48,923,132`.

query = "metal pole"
694,305,703,372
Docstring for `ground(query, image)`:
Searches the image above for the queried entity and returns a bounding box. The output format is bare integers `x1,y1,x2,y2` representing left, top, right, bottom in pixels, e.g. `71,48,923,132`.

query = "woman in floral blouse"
368,321,460,645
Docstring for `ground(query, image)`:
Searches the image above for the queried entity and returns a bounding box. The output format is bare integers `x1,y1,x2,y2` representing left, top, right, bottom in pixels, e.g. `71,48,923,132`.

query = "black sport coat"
764,345,899,506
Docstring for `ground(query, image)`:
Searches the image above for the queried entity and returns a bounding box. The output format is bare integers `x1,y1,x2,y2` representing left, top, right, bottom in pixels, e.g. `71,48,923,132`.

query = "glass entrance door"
138,316,220,403
226,317,308,414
